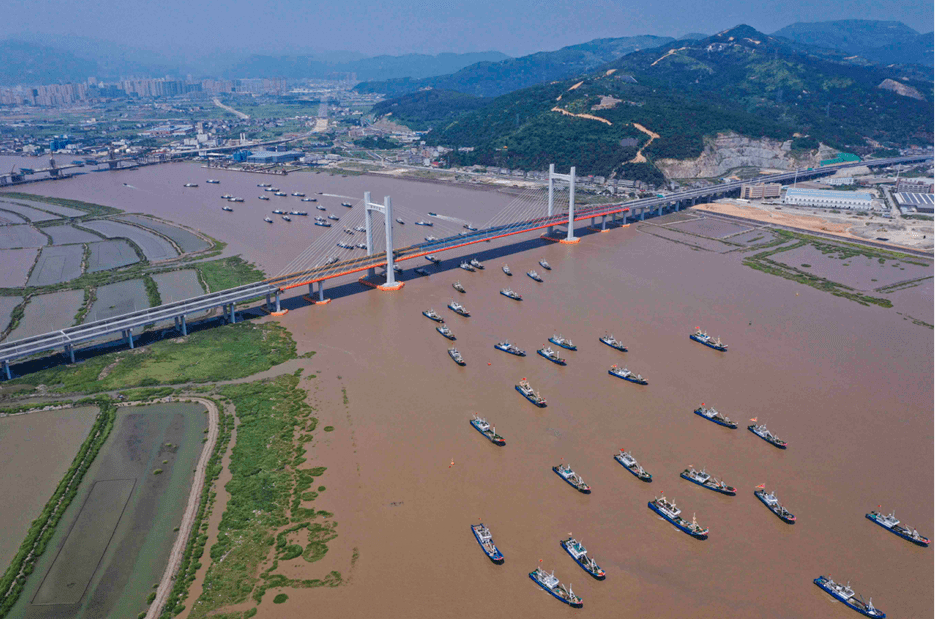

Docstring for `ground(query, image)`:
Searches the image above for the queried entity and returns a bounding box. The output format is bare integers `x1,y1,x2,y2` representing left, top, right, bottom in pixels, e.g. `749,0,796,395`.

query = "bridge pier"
561,166,579,244
622,212,628,225
180,314,187,336
601,214,607,231
266,292,272,312
547,164,555,236
640,209,645,221
64,344,75,364
274,292,281,313
124,329,134,349
2,360,9,381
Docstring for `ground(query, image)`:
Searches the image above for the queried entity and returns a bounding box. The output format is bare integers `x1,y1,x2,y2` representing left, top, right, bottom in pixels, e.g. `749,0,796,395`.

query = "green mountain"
370,90,489,131
418,25,932,181
773,20,933,68
226,51,509,81
0,40,98,86
354,35,675,98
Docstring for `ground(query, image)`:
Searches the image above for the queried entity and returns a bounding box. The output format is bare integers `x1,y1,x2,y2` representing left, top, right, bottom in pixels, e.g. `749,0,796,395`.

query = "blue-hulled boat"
470,414,505,446
423,309,444,323
553,463,590,493
538,347,566,365
500,288,522,301
813,576,885,618
648,495,708,540
436,325,455,340
694,405,738,429
608,365,647,385
528,567,582,608
599,334,627,352
755,488,795,524
748,422,787,449
516,379,546,407
549,334,576,350
865,509,930,547
614,450,652,482
560,537,605,580
690,328,728,351
495,341,525,356
680,467,735,495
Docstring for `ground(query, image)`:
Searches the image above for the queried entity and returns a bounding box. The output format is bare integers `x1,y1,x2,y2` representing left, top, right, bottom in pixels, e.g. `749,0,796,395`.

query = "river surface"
5,163,933,618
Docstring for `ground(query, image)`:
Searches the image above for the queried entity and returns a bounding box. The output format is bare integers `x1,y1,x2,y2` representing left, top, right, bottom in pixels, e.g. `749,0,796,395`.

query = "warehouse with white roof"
782,188,876,211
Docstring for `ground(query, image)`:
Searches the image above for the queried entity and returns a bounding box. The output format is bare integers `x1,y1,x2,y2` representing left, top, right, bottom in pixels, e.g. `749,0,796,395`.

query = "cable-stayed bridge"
0,155,929,379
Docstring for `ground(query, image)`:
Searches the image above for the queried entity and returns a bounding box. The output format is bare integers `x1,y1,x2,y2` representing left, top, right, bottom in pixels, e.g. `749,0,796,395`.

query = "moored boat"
502,264,512,276
754,487,796,524
516,379,546,407
425,235,438,242
436,324,456,340
614,450,652,482
538,347,566,366
415,220,433,226
222,206,233,212
229,197,244,202
396,217,404,224
328,214,340,220
690,328,728,351
257,183,271,187
748,422,787,449
426,255,440,264
471,524,504,564
813,576,885,618
292,192,305,197
273,209,285,214
317,205,327,211
549,334,576,351
528,567,582,608
354,225,366,232
500,288,522,301
865,509,930,547
259,195,270,200
423,309,444,322
448,347,466,366
184,182,198,187
452,281,466,293
222,194,233,199
470,258,484,269
694,405,738,429
301,197,315,202
648,495,708,539
681,467,736,495
341,202,352,207
314,221,332,227
274,191,287,196
459,261,475,272
599,334,627,352
282,215,291,222
206,179,219,184
495,341,525,356
527,270,543,282
608,365,647,385
448,301,470,317
465,224,478,231
539,259,551,270
337,242,352,249
560,537,605,580
553,463,591,493
470,414,505,446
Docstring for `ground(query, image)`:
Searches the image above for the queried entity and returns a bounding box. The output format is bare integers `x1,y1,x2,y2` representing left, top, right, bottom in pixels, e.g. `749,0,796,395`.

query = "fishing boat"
328,214,340,221
314,221,332,227
553,463,591,493
549,334,576,351
452,281,466,293
470,258,484,269
415,220,433,226
748,422,787,449
495,341,526,356
471,524,504,564
425,235,438,242
754,488,796,524
229,197,244,202
264,187,276,192
813,576,886,618
275,191,287,196
448,347,466,366
599,334,627,352
459,262,476,272
324,256,339,265
648,495,708,539
396,217,404,224
354,225,366,232
337,242,352,249
356,243,367,249
264,217,273,223
428,211,438,216
500,288,522,301
206,179,220,184
295,211,308,216
614,450,652,482
865,509,930,547
516,379,547,407
690,328,728,351
470,414,505,446
222,206,234,212
502,264,512,276
436,324,455,340
528,567,583,608
316,205,327,211
539,259,552,270
425,255,440,264
694,405,738,429
465,224,478,231
527,270,543,282
423,309,444,322
273,209,285,215
608,365,648,385
448,301,470,317
221,194,233,199
184,182,198,187
259,195,270,200
257,183,271,187
301,197,315,202
538,347,566,366
292,192,305,197
282,215,292,222
681,467,736,495
560,537,605,580
343,228,354,235
341,202,352,207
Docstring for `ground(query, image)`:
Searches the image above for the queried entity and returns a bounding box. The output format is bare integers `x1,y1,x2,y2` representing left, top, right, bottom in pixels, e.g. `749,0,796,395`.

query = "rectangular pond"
0,225,48,249
0,248,38,288
27,245,85,286
120,215,210,254
86,239,139,272
81,220,178,262
10,402,207,619
86,279,150,322
44,224,104,245
3,289,84,342
0,197,86,218
0,200,60,223
0,209,28,224
0,295,23,335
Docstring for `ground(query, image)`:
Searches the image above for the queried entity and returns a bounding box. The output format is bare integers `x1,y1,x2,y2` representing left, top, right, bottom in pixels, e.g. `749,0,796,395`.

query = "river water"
4,163,932,618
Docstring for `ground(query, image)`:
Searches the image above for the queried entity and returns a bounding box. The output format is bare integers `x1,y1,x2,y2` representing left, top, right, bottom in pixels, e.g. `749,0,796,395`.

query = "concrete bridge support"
2,360,9,380
547,164,578,243
364,193,403,291
64,344,75,364
180,314,187,336
124,329,134,349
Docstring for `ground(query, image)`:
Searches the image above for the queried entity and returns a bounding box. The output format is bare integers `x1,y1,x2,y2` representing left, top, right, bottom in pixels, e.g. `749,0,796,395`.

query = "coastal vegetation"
0,400,115,618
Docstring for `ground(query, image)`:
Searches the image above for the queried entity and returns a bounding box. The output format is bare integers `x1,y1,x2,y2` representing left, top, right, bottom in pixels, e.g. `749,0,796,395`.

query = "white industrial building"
782,188,875,211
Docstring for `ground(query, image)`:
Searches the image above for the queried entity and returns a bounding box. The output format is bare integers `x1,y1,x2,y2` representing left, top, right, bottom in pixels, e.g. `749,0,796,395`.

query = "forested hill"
773,20,933,68
354,35,674,98
415,25,931,182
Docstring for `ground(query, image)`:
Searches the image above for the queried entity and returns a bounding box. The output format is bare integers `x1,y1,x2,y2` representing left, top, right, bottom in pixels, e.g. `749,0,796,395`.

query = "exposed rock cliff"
655,133,836,178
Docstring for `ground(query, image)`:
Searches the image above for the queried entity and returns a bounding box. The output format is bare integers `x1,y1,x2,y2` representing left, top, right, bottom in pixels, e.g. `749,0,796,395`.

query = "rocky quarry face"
655,132,836,178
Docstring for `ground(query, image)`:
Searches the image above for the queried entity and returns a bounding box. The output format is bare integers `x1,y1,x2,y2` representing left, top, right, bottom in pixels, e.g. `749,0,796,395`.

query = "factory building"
782,188,875,210
894,192,935,214
740,183,781,199
896,179,933,194
245,151,303,164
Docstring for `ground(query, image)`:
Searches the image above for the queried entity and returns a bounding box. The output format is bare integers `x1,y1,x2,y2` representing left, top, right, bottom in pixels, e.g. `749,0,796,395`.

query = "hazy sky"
9,0,934,57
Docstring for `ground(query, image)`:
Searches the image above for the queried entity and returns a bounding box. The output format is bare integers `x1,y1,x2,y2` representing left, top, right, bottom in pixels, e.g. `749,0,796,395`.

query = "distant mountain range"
0,40,98,87
409,25,931,181
773,20,933,68
354,35,676,98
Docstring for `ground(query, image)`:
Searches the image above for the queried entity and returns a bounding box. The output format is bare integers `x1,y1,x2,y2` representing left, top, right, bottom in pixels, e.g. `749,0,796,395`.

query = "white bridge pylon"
548,163,579,243
364,191,404,290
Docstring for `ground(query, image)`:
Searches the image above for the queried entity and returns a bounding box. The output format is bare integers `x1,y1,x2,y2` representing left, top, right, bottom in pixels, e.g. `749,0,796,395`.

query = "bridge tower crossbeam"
364,192,404,291
547,164,579,244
